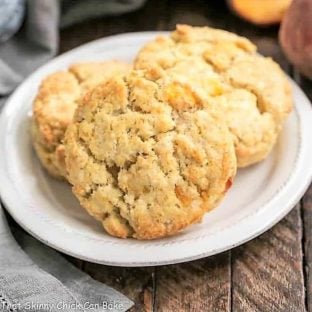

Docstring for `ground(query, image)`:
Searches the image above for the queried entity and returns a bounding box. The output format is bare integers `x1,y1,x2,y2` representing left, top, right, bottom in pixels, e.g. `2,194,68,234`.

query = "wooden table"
53,1,312,311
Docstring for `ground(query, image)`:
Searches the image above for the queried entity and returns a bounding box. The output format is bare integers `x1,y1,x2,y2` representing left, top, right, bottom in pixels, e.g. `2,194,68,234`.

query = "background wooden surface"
31,0,312,311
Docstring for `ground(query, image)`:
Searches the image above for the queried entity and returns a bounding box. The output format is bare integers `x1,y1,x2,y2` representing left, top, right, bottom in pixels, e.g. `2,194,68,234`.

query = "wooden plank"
303,184,312,312
64,255,85,270
232,205,306,312
58,3,311,312
216,4,307,311
302,185,312,312
155,253,231,312
299,75,312,312
82,263,154,312
166,0,218,29
152,3,231,311
58,4,171,311
59,0,168,53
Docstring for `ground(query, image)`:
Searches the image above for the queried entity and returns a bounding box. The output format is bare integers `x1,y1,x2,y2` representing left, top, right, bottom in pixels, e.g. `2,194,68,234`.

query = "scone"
31,60,130,179
134,25,293,167
65,69,237,239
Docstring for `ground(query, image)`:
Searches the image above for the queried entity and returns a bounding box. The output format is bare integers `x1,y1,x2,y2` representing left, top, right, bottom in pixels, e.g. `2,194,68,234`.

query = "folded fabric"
0,0,25,43
0,0,59,98
0,208,133,312
0,0,146,98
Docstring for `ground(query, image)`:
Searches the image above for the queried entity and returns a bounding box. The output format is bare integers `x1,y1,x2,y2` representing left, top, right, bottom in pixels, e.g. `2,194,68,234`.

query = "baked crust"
31,61,130,178
65,69,237,239
134,25,293,167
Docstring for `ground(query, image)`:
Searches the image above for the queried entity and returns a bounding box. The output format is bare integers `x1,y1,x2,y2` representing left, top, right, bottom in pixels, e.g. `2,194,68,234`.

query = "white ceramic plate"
0,32,312,267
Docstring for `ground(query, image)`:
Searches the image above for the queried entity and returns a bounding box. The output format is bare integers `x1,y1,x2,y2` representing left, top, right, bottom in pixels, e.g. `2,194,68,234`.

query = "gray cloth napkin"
0,0,146,99
0,0,147,310
0,208,133,312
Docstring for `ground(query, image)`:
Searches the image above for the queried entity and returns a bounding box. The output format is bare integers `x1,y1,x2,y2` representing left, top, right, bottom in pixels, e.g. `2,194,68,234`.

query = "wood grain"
300,76,312,312
302,185,312,312
303,185,312,312
232,205,306,312
82,263,155,312
58,5,167,311
59,0,167,53
155,253,231,312
155,3,233,312
56,1,311,311
216,5,307,311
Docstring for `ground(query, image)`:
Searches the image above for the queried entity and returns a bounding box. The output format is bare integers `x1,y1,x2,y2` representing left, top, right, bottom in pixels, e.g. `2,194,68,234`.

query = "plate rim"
0,31,312,267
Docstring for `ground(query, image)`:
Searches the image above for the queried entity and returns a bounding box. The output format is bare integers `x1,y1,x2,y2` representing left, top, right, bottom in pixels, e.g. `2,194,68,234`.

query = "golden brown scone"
64,69,237,239
31,60,130,179
134,25,293,167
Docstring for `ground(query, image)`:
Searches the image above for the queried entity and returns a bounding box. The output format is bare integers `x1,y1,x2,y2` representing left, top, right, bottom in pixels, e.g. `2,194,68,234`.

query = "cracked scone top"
64,69,237,239
134,25,293,167
31,61,130,179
